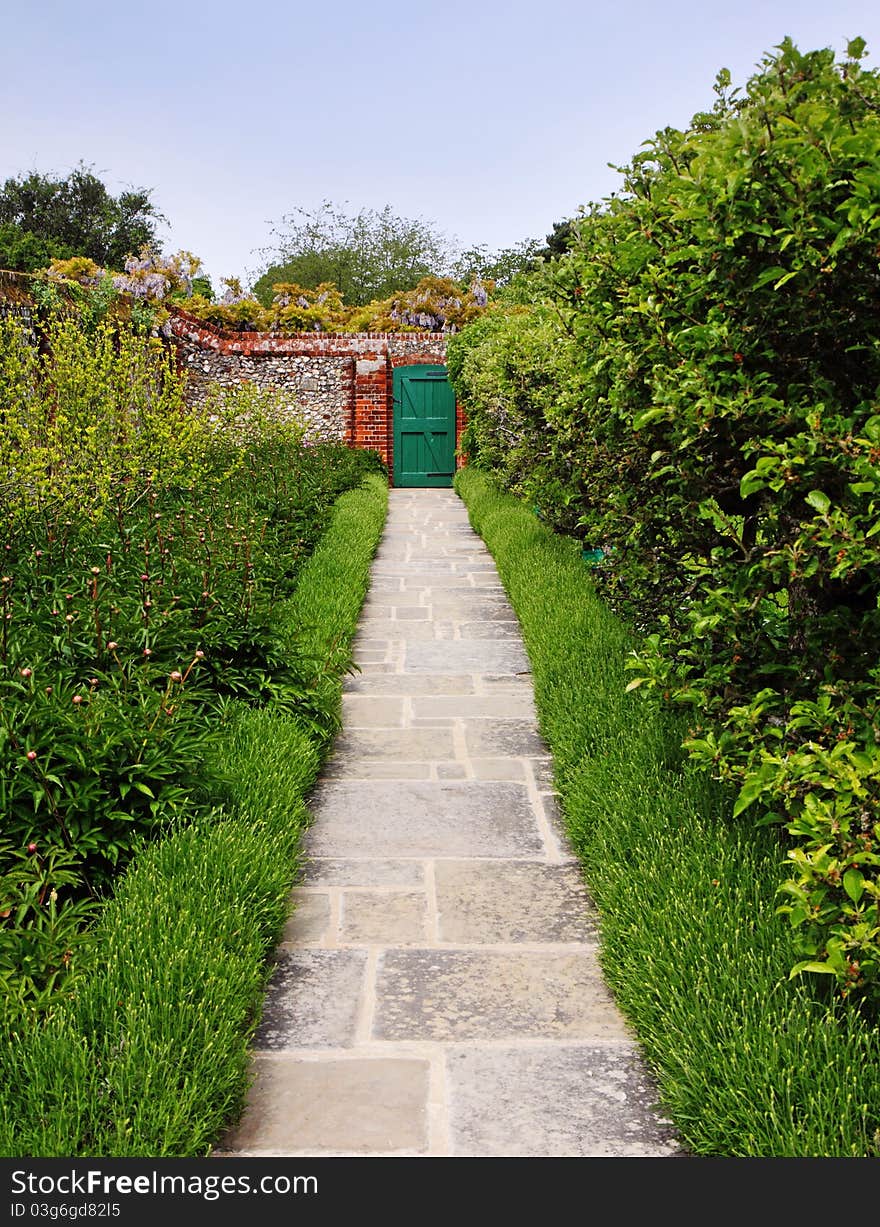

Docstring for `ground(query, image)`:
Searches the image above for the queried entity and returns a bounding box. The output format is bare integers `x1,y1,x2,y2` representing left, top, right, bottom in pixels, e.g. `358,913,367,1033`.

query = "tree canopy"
252,201,456,307
0,164,164,272
450,237,545,288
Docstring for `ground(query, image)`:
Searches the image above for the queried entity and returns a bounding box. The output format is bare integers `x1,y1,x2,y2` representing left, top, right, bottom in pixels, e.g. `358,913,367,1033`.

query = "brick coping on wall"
166,305,446,357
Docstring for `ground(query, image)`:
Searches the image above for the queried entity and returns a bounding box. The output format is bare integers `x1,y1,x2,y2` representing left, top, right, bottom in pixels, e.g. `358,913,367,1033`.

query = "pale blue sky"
4,1,880,289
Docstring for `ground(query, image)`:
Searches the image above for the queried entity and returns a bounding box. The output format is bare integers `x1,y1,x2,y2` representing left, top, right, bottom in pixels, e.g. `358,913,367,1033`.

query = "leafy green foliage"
447,293,585,521
448,37,880,1004
0,654,213,894
252,200,455,307
537,218,577,260
0,164,163,271
0,841,99,1016
451,237,545,287
0,222,68,273
0,476,387,1156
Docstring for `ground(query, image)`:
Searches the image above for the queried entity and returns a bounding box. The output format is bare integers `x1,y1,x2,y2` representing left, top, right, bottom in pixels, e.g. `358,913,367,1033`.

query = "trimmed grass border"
0,474,388,1157
455,467,880,1158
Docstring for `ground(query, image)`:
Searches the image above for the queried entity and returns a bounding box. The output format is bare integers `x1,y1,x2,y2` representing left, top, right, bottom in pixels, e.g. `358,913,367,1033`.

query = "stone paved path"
215,488,681,1158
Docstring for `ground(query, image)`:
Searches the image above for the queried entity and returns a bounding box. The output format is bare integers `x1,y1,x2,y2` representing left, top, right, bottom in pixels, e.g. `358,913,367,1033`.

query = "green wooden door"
393,364,456,487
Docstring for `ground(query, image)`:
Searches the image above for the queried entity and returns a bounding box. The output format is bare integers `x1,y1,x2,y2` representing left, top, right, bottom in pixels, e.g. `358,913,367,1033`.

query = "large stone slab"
446,1045,681,1157
343,674,475,696
458,621,522,639
351,647,391,662
373,550,419,561
363,577,404,592
435,762,468,779
373,950,628,1041
281,891,331,944
463,719,548,757
356,619,447,640
219,1056,430,1155
412,695,536,721
421,541,490,554
529,758,559,791
400,574,475,588
363,590,427,607
351,636,395,652
254,950,366,1050
480,674,536,693
372,564,456,577
340,890,428,944
469,758,527,781
300,858,426,888
340,696,406,727
330,728,456,760
404,641,530,674
435,860,598,943
305,780,544,858
322,758,432,780
427,598,517,621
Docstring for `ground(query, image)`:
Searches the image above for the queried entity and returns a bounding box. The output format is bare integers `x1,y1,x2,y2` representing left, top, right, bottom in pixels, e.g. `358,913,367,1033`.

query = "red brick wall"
167,308,465,485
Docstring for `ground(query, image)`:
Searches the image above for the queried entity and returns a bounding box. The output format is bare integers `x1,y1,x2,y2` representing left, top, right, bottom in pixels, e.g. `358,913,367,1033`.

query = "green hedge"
448,37,880,1004
455,467,880,1157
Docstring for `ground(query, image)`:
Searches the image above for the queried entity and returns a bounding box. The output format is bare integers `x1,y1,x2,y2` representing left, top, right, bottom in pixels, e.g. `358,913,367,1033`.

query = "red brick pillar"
353,351,392,475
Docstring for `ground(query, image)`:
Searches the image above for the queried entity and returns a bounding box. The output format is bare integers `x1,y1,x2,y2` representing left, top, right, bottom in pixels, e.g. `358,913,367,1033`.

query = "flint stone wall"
180,347,353,440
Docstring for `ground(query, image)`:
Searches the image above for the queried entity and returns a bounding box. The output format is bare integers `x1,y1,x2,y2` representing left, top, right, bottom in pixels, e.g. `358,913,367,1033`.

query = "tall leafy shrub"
448,37,880,1002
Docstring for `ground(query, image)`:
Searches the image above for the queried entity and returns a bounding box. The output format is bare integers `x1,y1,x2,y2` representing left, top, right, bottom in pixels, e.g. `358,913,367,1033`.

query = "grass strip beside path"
0,474,388,1157
455,467,880,1158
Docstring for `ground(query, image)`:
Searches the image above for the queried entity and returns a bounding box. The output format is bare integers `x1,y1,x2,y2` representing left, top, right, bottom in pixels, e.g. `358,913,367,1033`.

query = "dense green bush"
0,474,387,1157
448,301,584,519
448,37,880,1003
0,165,162,272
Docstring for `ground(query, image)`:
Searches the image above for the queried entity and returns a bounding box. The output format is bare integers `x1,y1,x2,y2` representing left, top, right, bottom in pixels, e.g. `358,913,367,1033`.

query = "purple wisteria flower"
112,270,170,299
220,285,255,306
